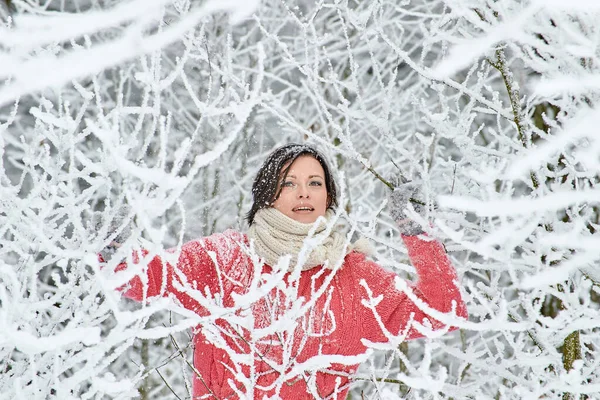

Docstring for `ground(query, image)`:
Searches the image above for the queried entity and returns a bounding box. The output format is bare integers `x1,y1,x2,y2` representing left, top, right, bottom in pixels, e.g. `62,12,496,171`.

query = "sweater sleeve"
359,235,467,343
114,230,244,315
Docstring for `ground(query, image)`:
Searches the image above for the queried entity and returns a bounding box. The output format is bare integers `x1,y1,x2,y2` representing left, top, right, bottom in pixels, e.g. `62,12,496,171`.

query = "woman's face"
272,155,329,224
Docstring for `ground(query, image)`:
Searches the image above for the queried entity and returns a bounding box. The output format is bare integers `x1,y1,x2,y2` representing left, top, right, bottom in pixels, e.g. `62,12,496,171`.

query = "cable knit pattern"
117,230,467,399
247,208,371,271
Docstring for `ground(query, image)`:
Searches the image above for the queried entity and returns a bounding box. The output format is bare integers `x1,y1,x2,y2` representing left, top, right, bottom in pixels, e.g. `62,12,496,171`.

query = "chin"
290,213,323,224
288,215,310,223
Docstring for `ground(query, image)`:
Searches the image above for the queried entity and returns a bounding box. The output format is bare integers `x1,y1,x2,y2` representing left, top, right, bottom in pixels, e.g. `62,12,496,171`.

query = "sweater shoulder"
343,251,396,281
184,229,247,250
180,230,247,269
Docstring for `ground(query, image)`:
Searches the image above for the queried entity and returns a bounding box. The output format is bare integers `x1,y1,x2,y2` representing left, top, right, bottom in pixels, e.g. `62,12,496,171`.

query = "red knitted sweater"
119,230,467,399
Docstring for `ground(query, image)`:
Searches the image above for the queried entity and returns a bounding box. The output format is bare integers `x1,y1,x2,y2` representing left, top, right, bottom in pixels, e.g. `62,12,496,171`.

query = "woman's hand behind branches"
388,178,428,236
94,205,134,261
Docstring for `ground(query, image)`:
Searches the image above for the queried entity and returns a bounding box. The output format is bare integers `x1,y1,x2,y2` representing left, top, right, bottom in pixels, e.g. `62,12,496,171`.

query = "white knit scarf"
247,208,371,272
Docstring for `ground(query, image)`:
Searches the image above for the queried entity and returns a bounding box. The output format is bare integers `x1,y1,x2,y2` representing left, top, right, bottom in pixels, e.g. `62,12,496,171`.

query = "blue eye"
282,181,294,187
310,181,323,186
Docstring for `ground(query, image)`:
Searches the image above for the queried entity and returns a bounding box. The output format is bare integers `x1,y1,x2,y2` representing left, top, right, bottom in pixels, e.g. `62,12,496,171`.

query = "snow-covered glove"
388,178,426,236
96,205,133,261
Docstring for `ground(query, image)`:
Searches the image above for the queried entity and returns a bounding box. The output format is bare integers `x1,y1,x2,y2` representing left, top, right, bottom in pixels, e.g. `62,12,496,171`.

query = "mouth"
292,206,315,212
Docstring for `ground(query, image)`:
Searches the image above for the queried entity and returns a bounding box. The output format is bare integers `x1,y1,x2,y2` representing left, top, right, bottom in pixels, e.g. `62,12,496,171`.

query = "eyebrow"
286,174,324,179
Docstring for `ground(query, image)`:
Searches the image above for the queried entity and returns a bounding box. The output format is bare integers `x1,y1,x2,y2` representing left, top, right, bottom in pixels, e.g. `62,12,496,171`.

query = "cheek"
273,190,291,209
318,189,329,209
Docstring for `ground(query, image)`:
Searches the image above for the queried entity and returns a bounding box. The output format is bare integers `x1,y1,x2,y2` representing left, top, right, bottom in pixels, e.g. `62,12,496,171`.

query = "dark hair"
246,144,338,226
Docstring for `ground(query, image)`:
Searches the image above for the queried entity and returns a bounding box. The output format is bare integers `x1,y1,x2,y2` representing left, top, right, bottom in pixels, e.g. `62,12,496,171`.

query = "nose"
296,184,310,199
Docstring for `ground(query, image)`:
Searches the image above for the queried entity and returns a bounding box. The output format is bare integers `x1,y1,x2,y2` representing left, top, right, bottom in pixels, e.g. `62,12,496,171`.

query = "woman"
109,143,467,399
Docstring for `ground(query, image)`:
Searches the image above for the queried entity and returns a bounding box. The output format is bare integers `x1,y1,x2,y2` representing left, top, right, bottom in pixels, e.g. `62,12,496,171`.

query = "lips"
292,205,315,212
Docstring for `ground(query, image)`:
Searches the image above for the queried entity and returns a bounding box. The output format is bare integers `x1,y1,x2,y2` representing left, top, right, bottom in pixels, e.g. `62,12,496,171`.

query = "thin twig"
356,159,425,205
169,334,221,400
451,164,457,195
354,376,413,396
205,39,212,81
156,368,183,400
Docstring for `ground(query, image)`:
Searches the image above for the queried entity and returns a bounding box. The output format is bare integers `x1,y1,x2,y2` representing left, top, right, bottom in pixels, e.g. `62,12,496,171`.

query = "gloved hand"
95,205,133,261
388,177,427,236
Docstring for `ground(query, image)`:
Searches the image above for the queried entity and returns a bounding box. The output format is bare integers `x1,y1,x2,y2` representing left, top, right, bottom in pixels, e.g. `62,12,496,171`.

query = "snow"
507,107,600,179
533,0,600,10
432,4,536,78
113,156,187,190
1,327,101,356
202,0,261,25
439,190,600,216
0,0,260,107
91,373,137,396
0,0,171,51
520,251,598,289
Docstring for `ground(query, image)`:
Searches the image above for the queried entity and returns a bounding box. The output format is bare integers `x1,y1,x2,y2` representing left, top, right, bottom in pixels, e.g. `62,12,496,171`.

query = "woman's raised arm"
107,230,245,315
358,234,467,343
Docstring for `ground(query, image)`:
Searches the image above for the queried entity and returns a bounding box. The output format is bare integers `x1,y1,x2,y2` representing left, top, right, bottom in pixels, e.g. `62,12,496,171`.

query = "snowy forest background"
1,0,600,399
